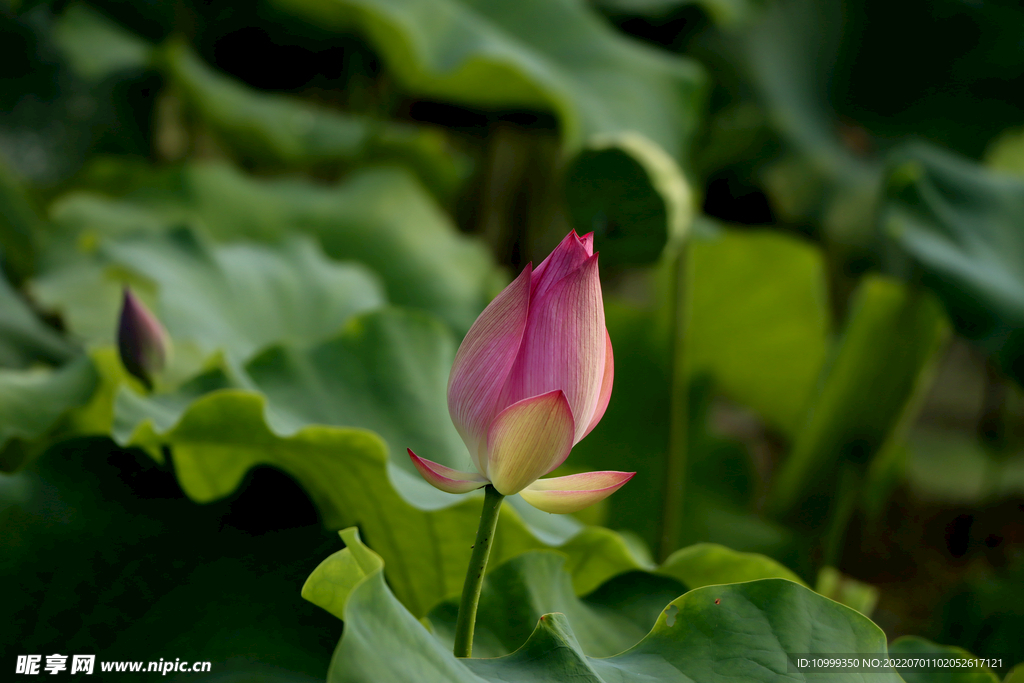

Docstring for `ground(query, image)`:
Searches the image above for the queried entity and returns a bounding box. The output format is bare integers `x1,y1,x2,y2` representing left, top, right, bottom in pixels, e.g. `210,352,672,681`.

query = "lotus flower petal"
579,231,594,256
581,328,614,439
531,230,591,300
519,471,635,514
447,264,532,471
407,449,489,494
500,254,606,443
486,390,574,496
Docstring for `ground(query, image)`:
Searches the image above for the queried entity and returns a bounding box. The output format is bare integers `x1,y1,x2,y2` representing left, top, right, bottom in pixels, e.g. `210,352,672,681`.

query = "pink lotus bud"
117,287,170,389
409,231,633,513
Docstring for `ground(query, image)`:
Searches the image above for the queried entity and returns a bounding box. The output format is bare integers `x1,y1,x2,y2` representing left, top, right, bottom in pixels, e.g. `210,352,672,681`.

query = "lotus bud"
117,287,170,389
409,231,633,513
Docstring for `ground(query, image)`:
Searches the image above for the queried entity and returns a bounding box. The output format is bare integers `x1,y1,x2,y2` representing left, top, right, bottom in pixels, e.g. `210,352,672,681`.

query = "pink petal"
531,231,591,300
579,232,594,256
500,254,606,443
581,327,614,440
447,264,532,472
485,390,575,495
408,449,489,494
519,471,635,514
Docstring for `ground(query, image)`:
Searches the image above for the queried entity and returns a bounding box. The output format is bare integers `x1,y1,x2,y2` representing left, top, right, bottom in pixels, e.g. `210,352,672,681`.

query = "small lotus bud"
117,287,170,389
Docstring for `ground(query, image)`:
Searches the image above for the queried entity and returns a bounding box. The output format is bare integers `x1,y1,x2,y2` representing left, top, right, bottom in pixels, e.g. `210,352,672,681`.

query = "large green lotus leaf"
160,41,468,200
657,541,803,588
594,0,760,27
31,227,385,367
424,552,685,659
98,308,638,617
423,543,803,659
0,266,74,369
51,3,152,83
270,0,705,265
1,437,341,678
1005,665,1024,683
564,132,694,267
881,142,1024,384
694,0,879,249
304,527,902,683
688,223,831,435
889,637,1000,683
985,127,1024,179
0,356,97,471
271,0,702,155
769,276,950,524
48,163,499,334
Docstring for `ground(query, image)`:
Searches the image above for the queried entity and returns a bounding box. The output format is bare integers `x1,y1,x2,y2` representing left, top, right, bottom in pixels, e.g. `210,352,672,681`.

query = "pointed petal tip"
519,471,634,514
579,232,594,255
407,449,488,494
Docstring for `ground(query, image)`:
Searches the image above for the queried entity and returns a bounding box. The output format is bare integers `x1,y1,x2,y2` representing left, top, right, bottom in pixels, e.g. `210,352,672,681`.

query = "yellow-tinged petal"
485,390,574,495
519,471,634,514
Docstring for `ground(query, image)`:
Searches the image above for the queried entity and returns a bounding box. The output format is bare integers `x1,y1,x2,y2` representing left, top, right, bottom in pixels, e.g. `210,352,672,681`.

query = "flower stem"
453,484,504,658
659,243,689,562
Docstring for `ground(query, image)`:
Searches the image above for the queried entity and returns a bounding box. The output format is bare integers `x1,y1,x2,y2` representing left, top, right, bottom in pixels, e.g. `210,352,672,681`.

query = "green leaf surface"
52,3,153,82
903,428,1024,503
48,162,498,334
0,268,74,368
33,227,385,367
889,637,1000,683
594,0,761,27
272,0,703,155
815,566,878,617
0,160,41,282
0,356,97,471
701,0,880,249
161,41,468,200
882,142,1024,384
0,6,153,186
985,127,1024,178
271,0,705,265
564,133,693,267
424,542,802,660
1,438,341,678
657,541,804,588
769,276,949,523
306,527,902,682
688,223,831,435
426,552,685,659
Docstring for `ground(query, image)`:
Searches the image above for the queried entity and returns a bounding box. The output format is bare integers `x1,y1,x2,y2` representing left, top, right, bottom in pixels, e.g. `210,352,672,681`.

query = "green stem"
659,243,689,562
453,485,504,658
